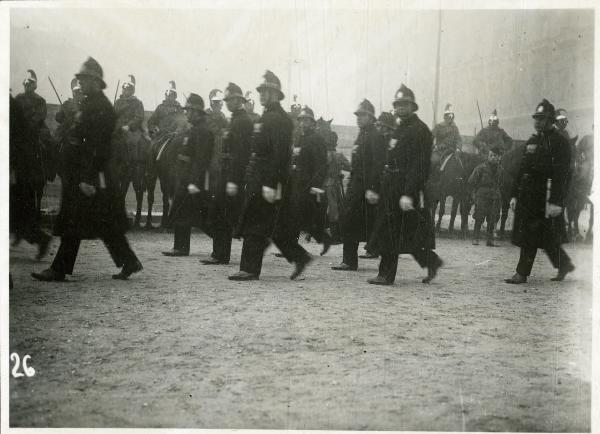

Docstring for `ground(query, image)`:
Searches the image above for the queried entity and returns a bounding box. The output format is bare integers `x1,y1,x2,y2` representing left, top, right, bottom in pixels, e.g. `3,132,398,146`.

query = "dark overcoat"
511,129,570,249
238,101,294,238
167,119,215,228
369,113,435,254
340,123,386,242
53,90,129,239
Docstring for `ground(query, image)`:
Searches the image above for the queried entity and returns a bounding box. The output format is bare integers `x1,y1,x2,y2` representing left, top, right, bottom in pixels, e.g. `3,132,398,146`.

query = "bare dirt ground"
9,229,592,431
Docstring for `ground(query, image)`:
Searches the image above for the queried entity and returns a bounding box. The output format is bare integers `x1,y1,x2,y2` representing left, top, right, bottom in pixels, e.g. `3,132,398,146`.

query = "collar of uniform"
399,113,417,126
264,101,282,112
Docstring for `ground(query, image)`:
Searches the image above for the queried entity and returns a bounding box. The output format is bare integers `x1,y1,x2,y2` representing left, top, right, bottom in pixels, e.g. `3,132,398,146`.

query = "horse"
112,131,153,228
566,138,593,243
427,149,483,238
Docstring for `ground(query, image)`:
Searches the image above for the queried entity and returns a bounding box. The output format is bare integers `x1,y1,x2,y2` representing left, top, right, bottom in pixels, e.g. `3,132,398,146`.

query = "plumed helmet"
165,80,177,97
555,108,568,121
123,74,136,89
70,77,81,91
23,69,37,85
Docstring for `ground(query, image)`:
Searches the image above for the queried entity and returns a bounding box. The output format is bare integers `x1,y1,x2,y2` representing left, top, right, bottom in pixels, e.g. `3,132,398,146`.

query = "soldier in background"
201,83,253,265
148,81,183,138
112,75,146,204
10,92,51,259
331,99,386,271
244,91,261,123
472,109,513,155
432,103,462,159
504,99,574,284
229,70,312,281
55,78,83,178
323,130,351,244
161,94,215,256
14,69,52,215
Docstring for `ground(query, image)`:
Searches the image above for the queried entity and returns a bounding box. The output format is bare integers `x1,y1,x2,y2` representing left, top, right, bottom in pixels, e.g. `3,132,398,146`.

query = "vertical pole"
432,9,442,127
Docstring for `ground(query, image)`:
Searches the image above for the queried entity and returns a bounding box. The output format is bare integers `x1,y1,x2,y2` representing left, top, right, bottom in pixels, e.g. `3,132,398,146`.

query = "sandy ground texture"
9,230,592,431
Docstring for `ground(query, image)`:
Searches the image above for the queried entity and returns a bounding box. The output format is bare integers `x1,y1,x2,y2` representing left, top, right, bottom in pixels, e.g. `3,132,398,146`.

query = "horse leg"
146,172,157,229
132,168,143,228
460,196,470,239
586,201,594,243
436,195,445,233
449,196,459,237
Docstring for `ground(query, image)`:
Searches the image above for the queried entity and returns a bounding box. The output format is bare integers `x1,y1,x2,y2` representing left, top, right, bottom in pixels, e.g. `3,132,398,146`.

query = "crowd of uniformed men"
10,56,585,286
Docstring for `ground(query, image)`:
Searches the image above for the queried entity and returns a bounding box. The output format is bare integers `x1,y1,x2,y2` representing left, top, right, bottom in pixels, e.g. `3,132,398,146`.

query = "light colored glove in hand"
365,189,380,205
510,197,517,211
262,186,276,203
226,182,239,196
547,203,562,218
79,182,97,197
122,125,130,133
399,195,414,211
310,187,325,195
187,184,201,195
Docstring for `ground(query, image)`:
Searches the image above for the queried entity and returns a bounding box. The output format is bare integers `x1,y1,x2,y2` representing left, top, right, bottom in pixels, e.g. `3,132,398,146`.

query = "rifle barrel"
47,76,63,106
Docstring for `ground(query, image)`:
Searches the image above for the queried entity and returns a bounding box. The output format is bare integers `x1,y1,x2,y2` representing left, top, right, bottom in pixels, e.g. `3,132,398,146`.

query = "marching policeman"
229,70,312,281
331,99,386,271
201,83,253,265
292,105,331,254
32,57,142,281
504,99,575,284
162,94,215,256
472,109,513,155
367,84,443,285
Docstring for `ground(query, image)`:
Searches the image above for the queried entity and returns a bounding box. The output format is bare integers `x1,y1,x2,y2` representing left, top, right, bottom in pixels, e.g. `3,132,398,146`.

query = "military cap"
223,83,246,102
209,89,224,102
75,57,106,89
532,99,555,120
256,70,285,100
393,84,418,110
71,77,81,91
297,105,315,121
555,108,568,120
354,99,376,119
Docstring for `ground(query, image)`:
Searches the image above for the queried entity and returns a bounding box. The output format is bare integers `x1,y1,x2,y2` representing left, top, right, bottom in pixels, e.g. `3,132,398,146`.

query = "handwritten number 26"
10,353,35,378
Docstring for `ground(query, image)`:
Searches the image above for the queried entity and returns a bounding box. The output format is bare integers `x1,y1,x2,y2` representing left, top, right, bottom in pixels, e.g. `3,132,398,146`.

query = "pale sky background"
8,2,595,136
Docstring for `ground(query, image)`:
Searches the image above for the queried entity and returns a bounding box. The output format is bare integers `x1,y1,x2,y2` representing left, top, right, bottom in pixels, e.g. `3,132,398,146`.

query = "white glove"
365,189,380,204
547,203,563,218
510,197,517,211
187,184,201,195
262,186,276,203
122,125,130,133
310,187,325,195
226,182,239,196
399,195,414,211
79,182,97,197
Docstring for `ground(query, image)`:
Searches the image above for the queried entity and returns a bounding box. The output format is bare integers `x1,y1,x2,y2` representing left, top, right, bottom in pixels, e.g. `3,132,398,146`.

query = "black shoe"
228,271,259,281
201,257,229,265
504,273,527,284
551,263,575,281
291,255,313,280
359,252,379,259
320,234,332,256
31,268,65,282
331,263,357,271
422,258,443,283
367,276,393,285
472,239,480,246
112,260,143,280
36,234,51,261
161,249,189,257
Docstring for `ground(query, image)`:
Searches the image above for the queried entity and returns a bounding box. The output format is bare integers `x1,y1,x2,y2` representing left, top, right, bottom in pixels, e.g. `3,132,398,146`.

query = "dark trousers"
51,233,139,275
342,241,360,268
173,225,192,253
516,245,573,277
240,233,310,276
378,249,441,283
212,227,233,262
